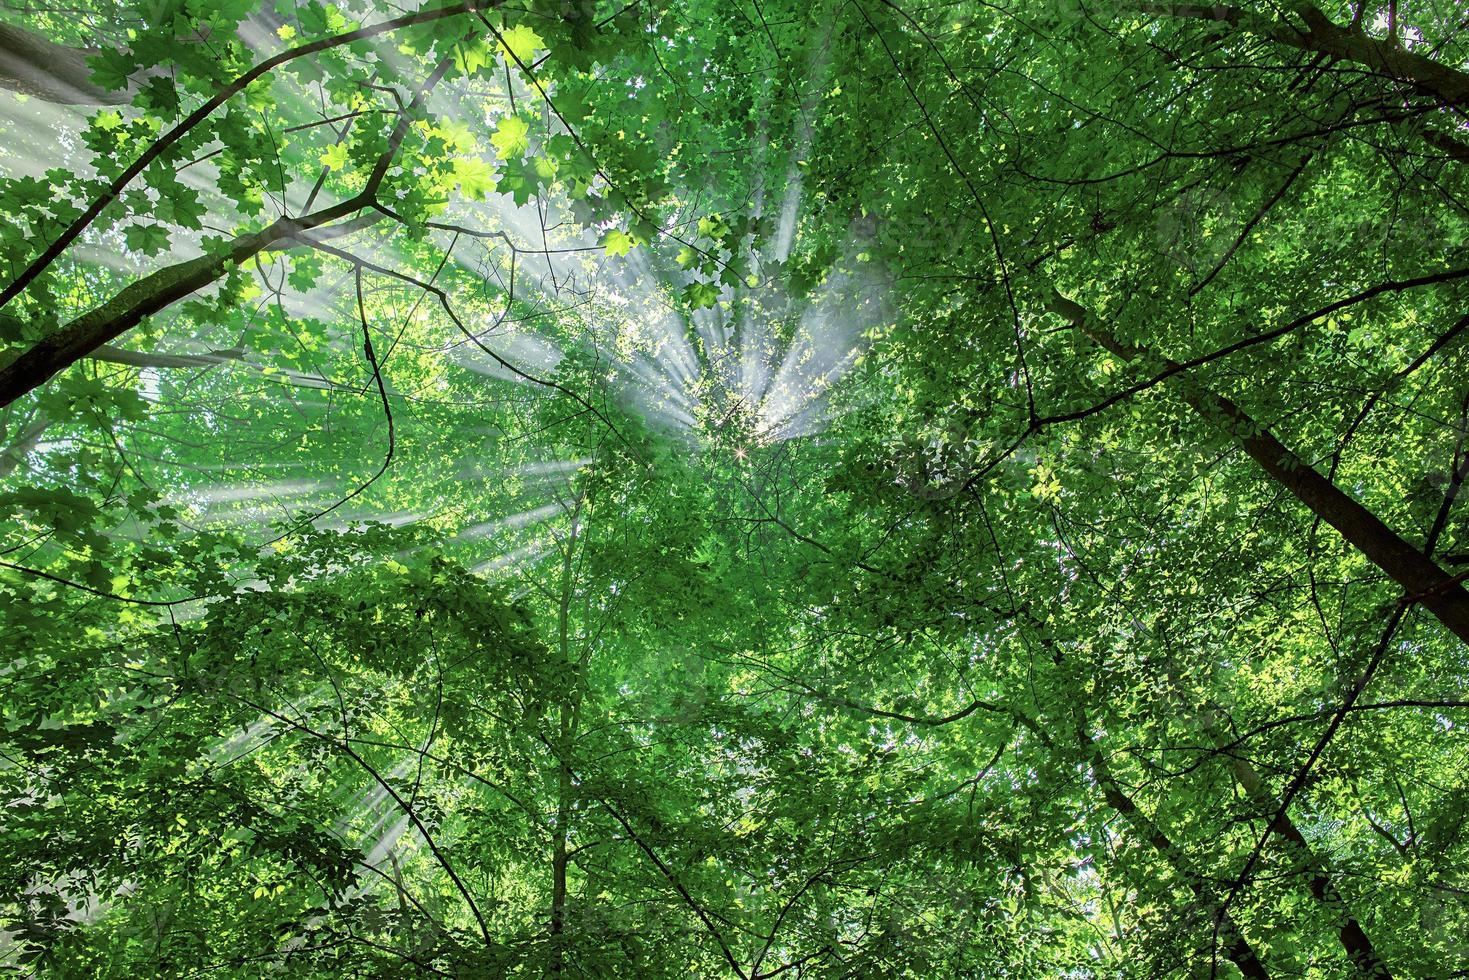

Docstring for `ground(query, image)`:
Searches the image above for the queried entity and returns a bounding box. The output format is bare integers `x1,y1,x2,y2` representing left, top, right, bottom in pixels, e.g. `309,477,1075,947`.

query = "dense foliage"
2,0,1468,976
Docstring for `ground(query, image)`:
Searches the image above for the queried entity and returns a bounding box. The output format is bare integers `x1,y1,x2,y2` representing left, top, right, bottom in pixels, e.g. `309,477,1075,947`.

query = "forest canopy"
1,0,1468,976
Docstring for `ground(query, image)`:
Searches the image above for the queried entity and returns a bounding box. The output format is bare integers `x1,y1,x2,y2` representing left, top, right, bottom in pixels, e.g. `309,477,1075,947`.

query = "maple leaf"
491,116,531,160
455,38,494,76
319,143,349,171
87,49,136,92
453,156,498,200
601,228,635,257
124,223,170,257
683,281,720,309
497,155,556,206
499,24,545,64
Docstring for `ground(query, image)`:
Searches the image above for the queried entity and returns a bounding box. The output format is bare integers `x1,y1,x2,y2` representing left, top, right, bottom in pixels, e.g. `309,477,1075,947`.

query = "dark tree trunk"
1081,723,1273,979
1049,291,1469,647
1138,4,1469,111
1209,720,1393,977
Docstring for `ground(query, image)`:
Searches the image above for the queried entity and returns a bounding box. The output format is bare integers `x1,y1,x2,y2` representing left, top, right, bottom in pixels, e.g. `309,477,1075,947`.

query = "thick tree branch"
0,53,441,408
0,199,365,406
1202,712,1393,976
0,1,492,310
1048,289,1469,646
0,22,126,104
1080,716,1273,980
1138,3,1469,111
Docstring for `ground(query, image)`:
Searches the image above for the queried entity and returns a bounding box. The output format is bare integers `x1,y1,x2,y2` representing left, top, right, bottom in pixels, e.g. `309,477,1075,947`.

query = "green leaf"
124,223,171,257
490,115,531,160
319,143,349,171
187,0,255,27
454,37,495,76
137,76,181,117
601,228,635,257
453,156,498,200
499,24,545,64
682,281,720,308
154,188,205,231
288,253,323,292
497,154,555,206
87,50,137,93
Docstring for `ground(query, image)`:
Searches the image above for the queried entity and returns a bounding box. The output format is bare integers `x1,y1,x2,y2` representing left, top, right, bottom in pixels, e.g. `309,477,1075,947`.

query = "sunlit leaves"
498,24,545,64
696,214,728,240
319,142,349,171
601,227,635,257
3,0,1469,976
454,37,495,77
490,114,530,159
452,155,497,199
294,0,345,37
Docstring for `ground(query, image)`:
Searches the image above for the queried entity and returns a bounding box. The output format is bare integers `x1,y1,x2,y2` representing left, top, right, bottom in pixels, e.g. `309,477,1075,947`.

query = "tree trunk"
549,718,573,975
1205,715,1392,976
1136,4,1469,111
1049,291,1469,647
548,496,583,976
1080,720,1273,979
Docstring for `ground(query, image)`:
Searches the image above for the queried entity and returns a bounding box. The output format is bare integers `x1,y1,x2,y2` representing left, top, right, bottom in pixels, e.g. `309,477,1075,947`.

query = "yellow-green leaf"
602,228,635,257
491,115,530,160
499,24,545,63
